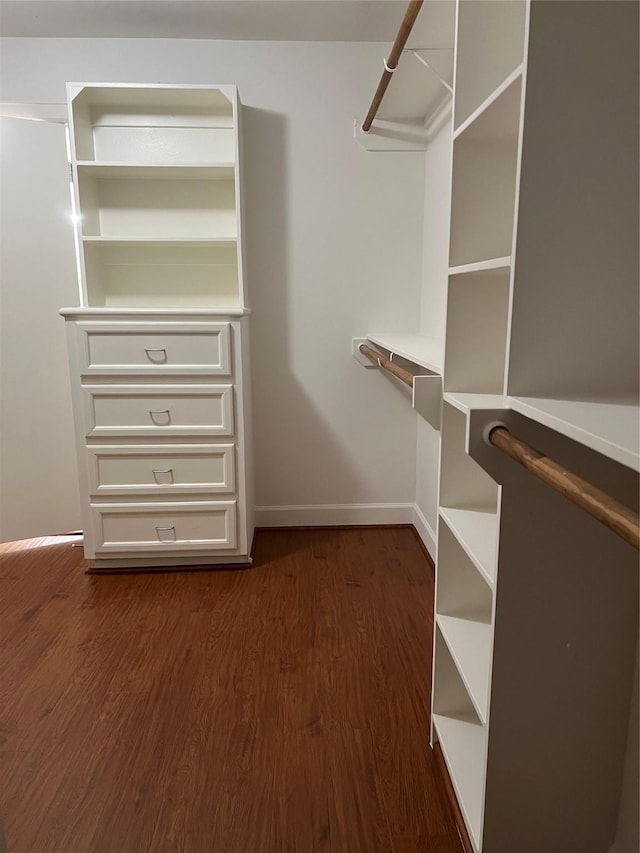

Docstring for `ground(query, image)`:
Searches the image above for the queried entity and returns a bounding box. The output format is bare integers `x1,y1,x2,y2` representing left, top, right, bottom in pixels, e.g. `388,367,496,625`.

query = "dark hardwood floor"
0,527,462,853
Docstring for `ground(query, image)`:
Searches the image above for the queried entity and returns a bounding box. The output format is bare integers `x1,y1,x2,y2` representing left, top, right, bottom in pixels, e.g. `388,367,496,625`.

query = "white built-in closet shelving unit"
61,83,254,571
356,2,639,851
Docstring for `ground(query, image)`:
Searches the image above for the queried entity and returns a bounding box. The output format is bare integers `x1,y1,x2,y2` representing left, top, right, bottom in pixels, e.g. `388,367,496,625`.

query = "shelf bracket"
410,51,453,94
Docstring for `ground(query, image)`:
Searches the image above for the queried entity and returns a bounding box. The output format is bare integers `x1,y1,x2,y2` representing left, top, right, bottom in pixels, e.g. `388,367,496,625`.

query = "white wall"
0,37,425,535
414,110,453,549
0,117,81,541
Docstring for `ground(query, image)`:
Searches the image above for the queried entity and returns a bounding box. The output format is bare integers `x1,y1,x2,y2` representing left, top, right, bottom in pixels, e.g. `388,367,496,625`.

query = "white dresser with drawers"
61,83,253,570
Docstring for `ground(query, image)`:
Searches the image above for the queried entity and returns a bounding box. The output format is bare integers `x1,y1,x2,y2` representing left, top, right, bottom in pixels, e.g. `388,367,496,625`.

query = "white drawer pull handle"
155,525,176,540
149,409,171,424
145,348,167,361
152,468,174,482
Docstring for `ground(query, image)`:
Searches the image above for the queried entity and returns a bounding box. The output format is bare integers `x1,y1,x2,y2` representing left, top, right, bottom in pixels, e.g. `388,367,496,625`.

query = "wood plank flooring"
0,527,462,853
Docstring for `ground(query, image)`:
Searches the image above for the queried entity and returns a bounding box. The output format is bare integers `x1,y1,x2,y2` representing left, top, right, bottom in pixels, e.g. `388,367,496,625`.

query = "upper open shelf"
454,0,528,131
366,333,443,374
69,84,236,165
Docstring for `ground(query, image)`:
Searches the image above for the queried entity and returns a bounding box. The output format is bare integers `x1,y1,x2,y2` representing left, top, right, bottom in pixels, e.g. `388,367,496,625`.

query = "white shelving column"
432,2,639,851
61,83,254,571
431,1,528,848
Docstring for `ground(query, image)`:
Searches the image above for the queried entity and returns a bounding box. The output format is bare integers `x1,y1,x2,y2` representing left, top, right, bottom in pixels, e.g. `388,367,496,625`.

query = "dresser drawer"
91,501,237,553
83,384,234,438
75,321,232,376
87,444,235,495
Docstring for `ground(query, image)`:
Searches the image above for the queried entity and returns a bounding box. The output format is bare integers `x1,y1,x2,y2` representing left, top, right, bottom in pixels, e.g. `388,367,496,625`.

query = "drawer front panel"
83,384,234,438
88,444,235,495
92,501,237,553
77,322,232,375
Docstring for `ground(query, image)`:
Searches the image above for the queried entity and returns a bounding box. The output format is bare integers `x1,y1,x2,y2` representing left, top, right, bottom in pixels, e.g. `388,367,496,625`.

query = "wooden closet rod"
488,426,640,550
362,0,424,133
359,343,414,388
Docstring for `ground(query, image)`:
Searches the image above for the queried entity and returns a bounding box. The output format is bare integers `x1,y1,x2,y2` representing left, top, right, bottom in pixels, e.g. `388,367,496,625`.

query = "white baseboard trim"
412,504,437,560
255,503,414,528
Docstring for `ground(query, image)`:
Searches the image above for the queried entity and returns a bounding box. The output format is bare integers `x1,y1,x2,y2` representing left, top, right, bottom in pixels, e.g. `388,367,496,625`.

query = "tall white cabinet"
359,2,638,851
61,83,254,570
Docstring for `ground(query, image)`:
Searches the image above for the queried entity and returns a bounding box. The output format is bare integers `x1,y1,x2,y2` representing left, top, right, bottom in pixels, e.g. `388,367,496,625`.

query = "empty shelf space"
433,632,487,849
366,333,443,373
70,85,235,164
444,268,510,394
436,616,492,724
439,507,498,587
432,713,485,850
454,0,528,129
77,174,237,239
83,243,240,309
508,396,640,472
440,402,500,512
82,237,236,248
76,163,235,179
449,75,522,268
454,66,524,141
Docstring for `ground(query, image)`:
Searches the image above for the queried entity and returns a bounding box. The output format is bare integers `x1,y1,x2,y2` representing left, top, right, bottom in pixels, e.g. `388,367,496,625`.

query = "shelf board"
439,507,498,588
366,333,443,373
449,257,511,277
432,713,485,849
509,396,640,472
453,65,524,141
436,615,492,724
82,237,237,248
443,392,506,416
76,162,235,180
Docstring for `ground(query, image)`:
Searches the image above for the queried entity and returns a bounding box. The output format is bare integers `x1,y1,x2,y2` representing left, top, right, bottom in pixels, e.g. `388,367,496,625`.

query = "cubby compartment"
439,402,499,513
454,0,528,130
77,167,236,239
70,86,235,164
436,520,493,718
444,266,510,394
84,242,240,308
432,630,487,850
449,75,522,267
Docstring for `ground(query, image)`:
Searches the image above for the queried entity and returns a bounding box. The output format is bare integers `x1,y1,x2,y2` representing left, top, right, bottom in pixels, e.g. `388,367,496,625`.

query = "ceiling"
0,0,406,41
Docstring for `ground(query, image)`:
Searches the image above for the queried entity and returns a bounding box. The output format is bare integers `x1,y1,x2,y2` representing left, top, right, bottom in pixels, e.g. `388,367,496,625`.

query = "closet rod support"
362,0,424,132
359,343,414,388
487,425,640,550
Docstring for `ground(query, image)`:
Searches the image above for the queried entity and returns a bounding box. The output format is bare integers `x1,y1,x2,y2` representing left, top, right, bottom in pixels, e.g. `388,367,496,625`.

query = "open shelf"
366,333,443,374
439,507,498,588
77,172,236,239
454,0,528,130
76,163,235,179
449,74,522,268
444,267,510,394
436,615,492,724
443,392,506,416
454,66,524,141
82,237,235,247
83,242,239,309
433,631,486,849
440,402,499,512
509,396,640,473
70,84,235,164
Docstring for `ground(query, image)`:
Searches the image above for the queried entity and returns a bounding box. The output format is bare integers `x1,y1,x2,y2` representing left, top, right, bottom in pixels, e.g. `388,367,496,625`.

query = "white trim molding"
255,502,414,528
412,504,437,560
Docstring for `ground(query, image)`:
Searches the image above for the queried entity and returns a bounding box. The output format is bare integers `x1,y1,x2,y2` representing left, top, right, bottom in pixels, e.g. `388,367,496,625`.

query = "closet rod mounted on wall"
361,0,424,133
359,343,414,388
487,426,640,550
